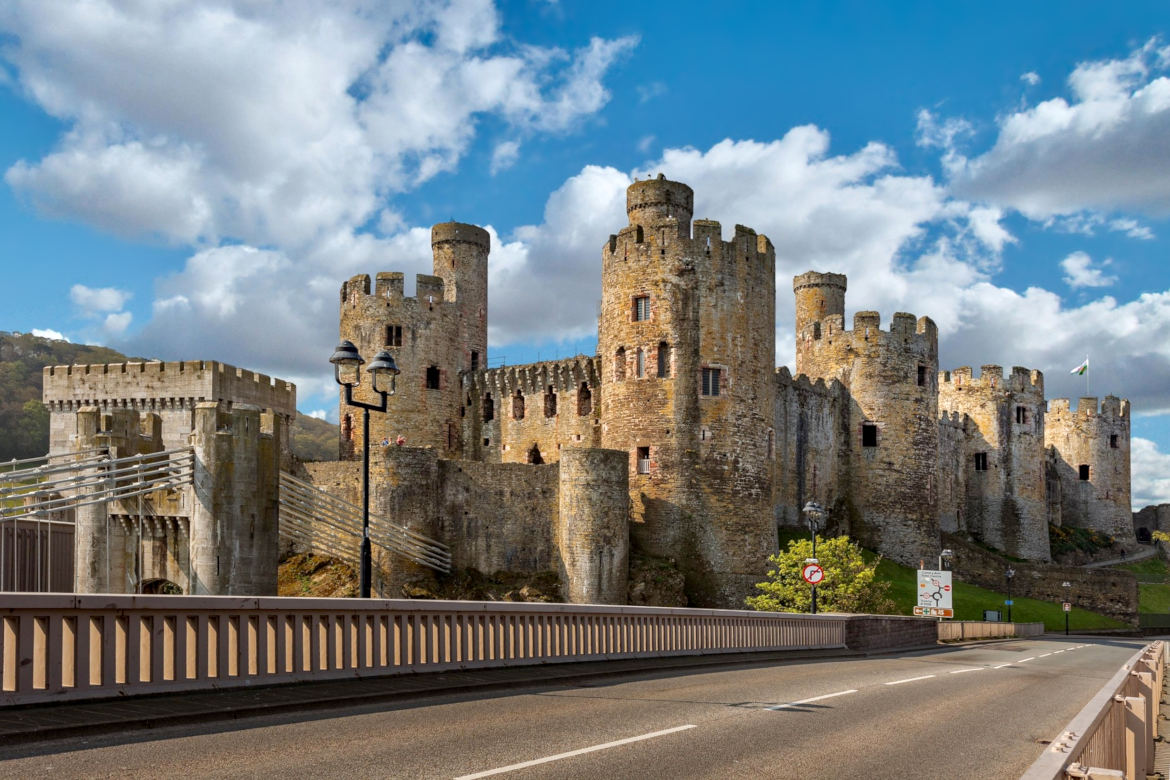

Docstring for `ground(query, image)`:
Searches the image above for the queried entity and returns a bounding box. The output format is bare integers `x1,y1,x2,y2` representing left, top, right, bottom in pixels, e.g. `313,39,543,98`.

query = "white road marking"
768,689,858,710
949,668,984,674
1018,657,1036,662
1038,653,1053,657
1053,650,1065,654
884,675,936,686
455,725,697,779
993,664,1012,669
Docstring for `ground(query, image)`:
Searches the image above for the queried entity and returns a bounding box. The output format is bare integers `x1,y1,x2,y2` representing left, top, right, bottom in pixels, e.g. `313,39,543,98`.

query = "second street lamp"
1005,566,1016,623
331,340,400,598
803,500,826,615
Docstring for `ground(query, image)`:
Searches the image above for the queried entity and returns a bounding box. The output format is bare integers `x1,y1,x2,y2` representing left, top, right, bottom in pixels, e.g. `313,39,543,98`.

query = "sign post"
914,569,954,618
802,560,824,614
1063,601,1072,636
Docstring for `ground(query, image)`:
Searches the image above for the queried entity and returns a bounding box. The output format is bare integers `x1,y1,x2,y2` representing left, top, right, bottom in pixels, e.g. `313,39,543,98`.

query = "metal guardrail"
278,472,451,574
0,594,849,706
937,621,1044,641
1022,640,1165,779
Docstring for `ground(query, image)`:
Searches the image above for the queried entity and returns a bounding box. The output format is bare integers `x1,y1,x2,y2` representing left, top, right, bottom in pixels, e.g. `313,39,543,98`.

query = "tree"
746,534,895,614
1153,530,1170,544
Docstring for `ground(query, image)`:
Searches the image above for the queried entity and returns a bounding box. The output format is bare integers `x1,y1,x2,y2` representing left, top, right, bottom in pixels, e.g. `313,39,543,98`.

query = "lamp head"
367,349,400,395
330,340,364,386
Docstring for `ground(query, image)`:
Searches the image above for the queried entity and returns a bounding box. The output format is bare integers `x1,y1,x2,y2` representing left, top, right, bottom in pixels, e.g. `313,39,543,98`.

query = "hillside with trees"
0,331,337,462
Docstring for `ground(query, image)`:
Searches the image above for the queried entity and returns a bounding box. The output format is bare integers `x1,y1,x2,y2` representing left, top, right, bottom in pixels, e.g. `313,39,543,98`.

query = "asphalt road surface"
0,636,1146,779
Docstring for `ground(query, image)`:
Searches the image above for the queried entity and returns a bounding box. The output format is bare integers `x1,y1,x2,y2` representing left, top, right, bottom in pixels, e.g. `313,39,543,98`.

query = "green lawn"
1139,584,1170,614
1114,554,1169,583
768,530,1127,630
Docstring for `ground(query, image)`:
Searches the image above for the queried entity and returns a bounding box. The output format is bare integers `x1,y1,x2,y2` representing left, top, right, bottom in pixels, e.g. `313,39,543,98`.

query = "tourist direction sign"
916,569,953,619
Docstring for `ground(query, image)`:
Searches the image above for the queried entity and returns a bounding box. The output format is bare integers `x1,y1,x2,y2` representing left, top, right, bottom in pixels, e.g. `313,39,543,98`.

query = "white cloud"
0,2,635,251
636,81,667,103
1132,436,1170,509
1061,251,1117,288
102,311,132,335
1021,71,1041,86
949,38,1170,219
1109,217,1154,240
69,284,131,315
637,134,655,153
489,140,520,175
31,328,68,341
306,409,328,421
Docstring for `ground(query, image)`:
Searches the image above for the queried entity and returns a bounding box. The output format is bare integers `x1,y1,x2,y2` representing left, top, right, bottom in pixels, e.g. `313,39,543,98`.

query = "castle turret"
792,273,939,566
338,221,488,458
939,365,1050,560
1045,395,1134,546
600,175,776,607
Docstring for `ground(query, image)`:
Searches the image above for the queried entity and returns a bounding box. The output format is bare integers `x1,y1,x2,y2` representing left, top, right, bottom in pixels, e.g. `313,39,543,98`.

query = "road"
0,636,1146,779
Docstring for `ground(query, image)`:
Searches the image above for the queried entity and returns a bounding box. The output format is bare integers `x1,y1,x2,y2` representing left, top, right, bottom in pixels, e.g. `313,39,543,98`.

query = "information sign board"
916,569,953,618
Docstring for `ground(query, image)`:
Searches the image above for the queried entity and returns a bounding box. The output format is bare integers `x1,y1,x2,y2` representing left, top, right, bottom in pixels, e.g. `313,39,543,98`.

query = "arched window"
657,342,670,377
513,389,525,420
636,348,645,378
527,444,543,464
483,393,494,421
614,347,626,381
578,382,592,416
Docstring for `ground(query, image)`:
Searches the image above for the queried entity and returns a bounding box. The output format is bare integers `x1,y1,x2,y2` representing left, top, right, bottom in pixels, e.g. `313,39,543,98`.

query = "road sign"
916,569,953,616
1063,602,1072,612
801,563,824,585
1004,599,1014,606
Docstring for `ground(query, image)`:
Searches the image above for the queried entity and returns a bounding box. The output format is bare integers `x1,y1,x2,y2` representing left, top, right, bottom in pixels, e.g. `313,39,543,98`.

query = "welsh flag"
1070,357,1089,375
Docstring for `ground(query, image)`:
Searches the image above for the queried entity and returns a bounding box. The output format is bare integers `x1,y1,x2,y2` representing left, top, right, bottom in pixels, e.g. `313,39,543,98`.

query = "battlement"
939,410,969,430
43,360,296,417
774,366,843,397
1048,396,1131,420
464,355,601,396
939,365,1044,394
341,272,449,309
626,173,693,229
810,311,937,349
431,221,489,249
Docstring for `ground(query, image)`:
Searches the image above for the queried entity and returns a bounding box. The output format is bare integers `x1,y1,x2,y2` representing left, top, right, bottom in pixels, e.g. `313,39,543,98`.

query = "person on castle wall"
381,437,389,446
396,435,406,446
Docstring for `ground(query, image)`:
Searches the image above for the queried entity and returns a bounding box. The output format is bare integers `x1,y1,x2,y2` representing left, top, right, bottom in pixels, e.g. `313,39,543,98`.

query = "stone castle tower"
599,174,777,604
793,272,940,566
938,366,1050,560
1045,396,1132,542
338,222,488,458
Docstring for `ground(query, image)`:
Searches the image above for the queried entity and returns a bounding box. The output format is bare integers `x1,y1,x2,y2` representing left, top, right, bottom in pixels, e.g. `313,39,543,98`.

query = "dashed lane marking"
949,668,984,674
768,689,858,710
454,725,697,779
884,675,936,686
1018,657,1036,662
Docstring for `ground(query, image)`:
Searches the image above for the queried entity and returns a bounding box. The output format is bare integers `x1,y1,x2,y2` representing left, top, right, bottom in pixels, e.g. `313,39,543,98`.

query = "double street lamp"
330,340,400,598
1004,566,1016,623
802,500,826,615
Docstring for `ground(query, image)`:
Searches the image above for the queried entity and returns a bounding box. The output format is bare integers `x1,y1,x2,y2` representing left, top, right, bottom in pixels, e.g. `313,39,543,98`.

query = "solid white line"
768,689,858,710
949,668,984,674
1019,657,1036,662
884,674,936,686
455,725,697,779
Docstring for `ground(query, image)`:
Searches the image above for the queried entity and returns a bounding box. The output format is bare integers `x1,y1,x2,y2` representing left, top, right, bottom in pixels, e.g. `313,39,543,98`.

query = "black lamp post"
1005,566,1016,622
330,339,400,598
802,500,826,615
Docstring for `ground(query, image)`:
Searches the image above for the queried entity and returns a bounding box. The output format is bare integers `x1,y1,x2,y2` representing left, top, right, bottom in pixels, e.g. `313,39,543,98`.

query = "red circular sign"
802,563,824,585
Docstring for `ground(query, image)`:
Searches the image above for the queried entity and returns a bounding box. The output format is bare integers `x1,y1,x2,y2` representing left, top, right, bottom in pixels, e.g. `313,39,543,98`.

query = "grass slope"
770,530,1126,630
1112,554,1170,614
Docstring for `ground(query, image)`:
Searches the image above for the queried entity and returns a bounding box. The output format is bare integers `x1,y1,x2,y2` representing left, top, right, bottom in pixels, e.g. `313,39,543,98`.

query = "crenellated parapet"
774,365,845,398
1048,396,1131,420
463,355,601,397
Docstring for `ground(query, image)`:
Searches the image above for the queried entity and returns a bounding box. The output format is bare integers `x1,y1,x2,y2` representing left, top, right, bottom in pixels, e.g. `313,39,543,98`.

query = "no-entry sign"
802,563,824,585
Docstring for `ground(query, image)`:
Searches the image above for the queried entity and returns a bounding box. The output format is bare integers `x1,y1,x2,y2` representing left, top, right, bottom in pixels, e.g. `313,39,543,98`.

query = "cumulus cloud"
31,328,68,341
1061,251,1117,288
1021,71,1041,86
1132,437,1170,508
69,284,130,315
0,1,635,251
306,409,328,421
948,38,1170,219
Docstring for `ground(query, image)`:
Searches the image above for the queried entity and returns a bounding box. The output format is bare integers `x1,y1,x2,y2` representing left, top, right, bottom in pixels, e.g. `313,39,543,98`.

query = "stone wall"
1134,504,1170,541
461,356,602,464
773,367,843,530
943,534,1137,624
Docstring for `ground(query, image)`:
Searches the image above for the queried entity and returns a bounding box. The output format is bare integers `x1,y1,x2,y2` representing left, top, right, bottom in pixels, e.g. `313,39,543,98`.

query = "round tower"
626,173,693,232
431,222,488,373
557,448,630,604
793,271,846,377
600,175,777,607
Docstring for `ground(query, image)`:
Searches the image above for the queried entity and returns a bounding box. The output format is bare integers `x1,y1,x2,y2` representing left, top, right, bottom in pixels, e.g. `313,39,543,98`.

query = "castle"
36,175,1133,609
333,174,1135,608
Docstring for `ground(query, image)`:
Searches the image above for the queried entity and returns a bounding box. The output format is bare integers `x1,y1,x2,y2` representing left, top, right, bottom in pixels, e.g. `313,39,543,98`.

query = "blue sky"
2,1,1169,507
